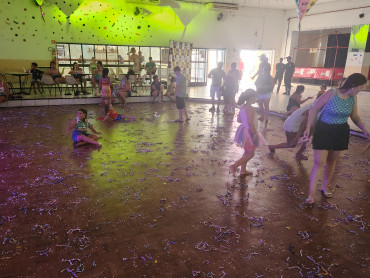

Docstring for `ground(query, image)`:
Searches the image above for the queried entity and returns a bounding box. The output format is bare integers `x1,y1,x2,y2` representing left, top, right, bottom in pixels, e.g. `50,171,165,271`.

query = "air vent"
206,2,239,11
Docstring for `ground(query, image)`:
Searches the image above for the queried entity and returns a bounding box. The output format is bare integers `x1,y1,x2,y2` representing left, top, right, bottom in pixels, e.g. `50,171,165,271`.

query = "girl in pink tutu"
229,89,265,177
99,68,112,112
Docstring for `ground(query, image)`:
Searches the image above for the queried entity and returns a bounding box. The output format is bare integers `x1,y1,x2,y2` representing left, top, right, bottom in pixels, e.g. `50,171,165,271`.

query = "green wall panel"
0,0,206,60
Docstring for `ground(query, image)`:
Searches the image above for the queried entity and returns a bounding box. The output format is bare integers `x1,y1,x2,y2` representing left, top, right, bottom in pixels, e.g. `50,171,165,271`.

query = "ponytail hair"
237,89,257,105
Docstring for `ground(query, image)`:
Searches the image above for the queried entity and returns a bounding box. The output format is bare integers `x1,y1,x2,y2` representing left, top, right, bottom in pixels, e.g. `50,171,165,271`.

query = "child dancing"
69,108,102,148
229,89,265,177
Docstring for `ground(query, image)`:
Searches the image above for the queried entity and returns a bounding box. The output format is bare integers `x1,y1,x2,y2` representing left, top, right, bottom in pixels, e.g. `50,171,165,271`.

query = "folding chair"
65,75,79,96
41,74,60,96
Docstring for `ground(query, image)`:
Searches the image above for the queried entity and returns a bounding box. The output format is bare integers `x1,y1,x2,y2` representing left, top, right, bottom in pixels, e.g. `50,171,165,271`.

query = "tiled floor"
0,103,369,277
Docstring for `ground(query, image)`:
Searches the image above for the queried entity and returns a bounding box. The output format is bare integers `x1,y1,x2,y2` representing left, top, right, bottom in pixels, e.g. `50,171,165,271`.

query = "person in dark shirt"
29,62,43,94
127,67,136,76
151,75,163,103
274,58,285,93
283,56,295,95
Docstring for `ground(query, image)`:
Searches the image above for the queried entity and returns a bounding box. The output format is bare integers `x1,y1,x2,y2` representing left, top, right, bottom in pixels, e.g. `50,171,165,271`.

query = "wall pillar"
344,24,369,79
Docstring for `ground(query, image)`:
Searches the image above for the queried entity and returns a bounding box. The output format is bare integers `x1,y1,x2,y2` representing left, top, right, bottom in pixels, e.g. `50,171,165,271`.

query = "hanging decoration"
295,0,318,30
35,0,45,22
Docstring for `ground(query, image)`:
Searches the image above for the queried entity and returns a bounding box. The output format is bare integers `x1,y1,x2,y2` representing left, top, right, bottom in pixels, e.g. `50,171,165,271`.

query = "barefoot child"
165,76,176,102
268,103,310,160
103,104,136,122
229,89,265,176
99,68,112,113
69,108,102,148
174,66,190,122
28,62,43,94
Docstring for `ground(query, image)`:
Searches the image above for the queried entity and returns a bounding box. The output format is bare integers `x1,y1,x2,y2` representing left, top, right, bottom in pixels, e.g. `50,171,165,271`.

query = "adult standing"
128,48,143,75
174,66,189,122
252,54,271,81
283,56,295,95
304,73,369,204
227,62,241,111
208,62,226,112
274,58,285,93
255,65,274,124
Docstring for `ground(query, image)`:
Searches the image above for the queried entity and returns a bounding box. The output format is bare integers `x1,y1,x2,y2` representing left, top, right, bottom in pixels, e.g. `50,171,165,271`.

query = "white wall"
282,0,370,57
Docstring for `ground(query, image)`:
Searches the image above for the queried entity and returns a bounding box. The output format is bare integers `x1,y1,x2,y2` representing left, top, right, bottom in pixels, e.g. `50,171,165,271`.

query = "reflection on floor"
1,102,369,277
2,82,369,134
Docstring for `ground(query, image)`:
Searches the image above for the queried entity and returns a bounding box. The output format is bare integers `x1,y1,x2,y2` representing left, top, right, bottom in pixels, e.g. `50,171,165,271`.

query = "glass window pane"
82,45,94,66
197,63,206,82
139,47,150,65
118,46,129,66
158,64,168,80
151,47,160,63
191,63,197,82
56,44,70,65
70,44,82,64
95,45,107,66
107,45,118,65
199,49,207,62
161,48,169,63
192,49,198,62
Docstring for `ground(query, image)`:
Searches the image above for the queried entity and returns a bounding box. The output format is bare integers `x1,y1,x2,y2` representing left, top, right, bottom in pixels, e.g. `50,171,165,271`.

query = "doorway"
239,49,275,91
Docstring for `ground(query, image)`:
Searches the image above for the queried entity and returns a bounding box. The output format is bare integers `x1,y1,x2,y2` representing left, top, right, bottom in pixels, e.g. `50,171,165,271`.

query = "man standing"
145,57,157,83
174,66,189,122
283,56,295,95
274,58,285,93
208,62,226,112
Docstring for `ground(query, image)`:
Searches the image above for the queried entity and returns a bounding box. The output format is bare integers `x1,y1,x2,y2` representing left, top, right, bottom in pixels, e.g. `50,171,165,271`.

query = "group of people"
208,62,241,114
69,66,189,147
273,56,296,95
229,72,369,205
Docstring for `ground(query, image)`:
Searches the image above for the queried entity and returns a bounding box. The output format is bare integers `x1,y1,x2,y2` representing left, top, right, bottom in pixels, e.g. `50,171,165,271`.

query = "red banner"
293,67,344,80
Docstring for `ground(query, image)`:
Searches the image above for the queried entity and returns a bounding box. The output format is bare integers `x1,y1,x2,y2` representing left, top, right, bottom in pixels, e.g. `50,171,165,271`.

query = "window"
56,43,175,82
190,48,207,85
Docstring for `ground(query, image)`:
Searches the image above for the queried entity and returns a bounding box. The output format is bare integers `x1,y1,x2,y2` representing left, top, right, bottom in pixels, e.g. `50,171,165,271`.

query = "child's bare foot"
240,170,253,176
228,165,237,177
305,196,314,205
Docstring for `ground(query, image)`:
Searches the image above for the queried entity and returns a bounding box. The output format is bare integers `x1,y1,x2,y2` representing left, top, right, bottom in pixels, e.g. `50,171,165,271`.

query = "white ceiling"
190,0,338,10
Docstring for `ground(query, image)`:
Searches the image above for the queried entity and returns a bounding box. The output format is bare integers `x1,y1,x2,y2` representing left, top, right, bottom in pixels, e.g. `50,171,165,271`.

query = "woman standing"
255,65,274,125
304,73,369,204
